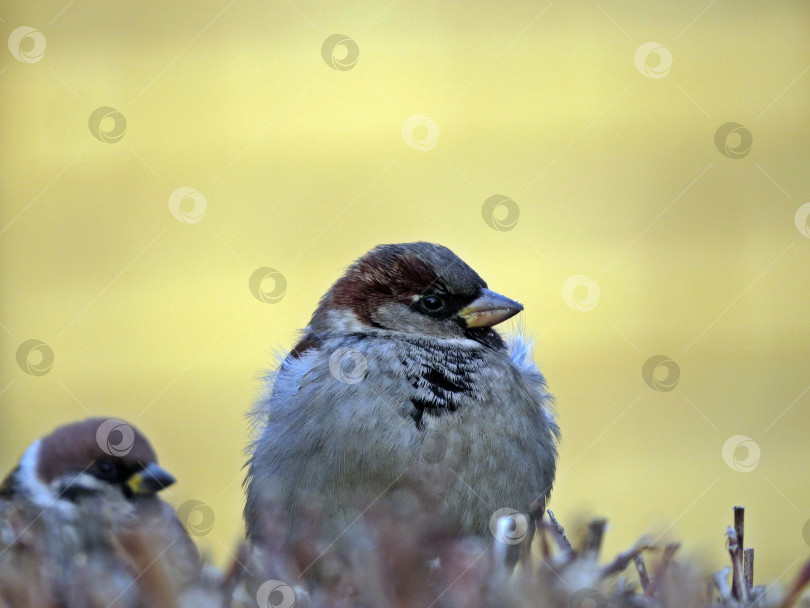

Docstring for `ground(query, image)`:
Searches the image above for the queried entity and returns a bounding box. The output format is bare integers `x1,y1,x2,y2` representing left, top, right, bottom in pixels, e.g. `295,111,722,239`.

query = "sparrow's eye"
96,460,116,478
420,295,445,313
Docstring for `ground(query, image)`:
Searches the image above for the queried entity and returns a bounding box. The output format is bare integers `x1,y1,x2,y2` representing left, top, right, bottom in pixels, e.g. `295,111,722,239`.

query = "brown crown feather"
35,417,159,485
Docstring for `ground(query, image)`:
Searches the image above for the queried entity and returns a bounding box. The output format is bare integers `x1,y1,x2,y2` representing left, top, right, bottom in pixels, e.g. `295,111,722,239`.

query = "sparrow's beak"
458,288,524,328
126,462,176,495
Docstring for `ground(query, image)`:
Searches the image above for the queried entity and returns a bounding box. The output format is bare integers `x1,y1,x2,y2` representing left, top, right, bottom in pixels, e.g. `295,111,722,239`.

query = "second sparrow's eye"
96,460,116,478
420,295,445,313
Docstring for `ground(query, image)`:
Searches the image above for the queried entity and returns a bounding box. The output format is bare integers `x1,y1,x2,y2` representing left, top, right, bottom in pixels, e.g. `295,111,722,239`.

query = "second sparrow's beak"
458,288,524,328
126,462,176,495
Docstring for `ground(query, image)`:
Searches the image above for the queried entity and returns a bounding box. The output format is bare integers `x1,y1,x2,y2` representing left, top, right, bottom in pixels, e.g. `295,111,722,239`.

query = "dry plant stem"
582,518,607,560
520,525,534,569
734,507,745,550
643,542,680,598
537,521,552,560
634,554,651,590
743,548,754,591
542,522,576,571
546,510,572,552
220,541,249,608
777,558,810,608
728,527,748,604
529,497,546,528
731,506,746,601
599,537,655,580
522,497,545,567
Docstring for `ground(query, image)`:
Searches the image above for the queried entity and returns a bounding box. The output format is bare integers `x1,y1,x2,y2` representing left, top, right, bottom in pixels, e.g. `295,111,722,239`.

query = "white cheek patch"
325,309,366,332
54,472,107,497
17,440,56,507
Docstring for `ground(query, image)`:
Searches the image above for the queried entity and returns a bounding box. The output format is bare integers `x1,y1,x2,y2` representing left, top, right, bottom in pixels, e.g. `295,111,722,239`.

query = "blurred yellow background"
2,0,809,585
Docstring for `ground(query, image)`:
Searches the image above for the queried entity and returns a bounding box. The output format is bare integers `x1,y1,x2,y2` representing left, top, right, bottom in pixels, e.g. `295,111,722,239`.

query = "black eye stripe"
413,292,478,318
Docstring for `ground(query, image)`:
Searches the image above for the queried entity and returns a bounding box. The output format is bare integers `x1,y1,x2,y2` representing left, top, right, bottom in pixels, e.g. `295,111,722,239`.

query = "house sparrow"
0,417,176,507
245,242,559,549
0,417,201,607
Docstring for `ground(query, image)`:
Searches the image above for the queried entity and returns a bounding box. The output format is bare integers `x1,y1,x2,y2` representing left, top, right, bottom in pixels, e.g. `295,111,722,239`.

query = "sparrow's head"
0,417,175,507
310,242,523,343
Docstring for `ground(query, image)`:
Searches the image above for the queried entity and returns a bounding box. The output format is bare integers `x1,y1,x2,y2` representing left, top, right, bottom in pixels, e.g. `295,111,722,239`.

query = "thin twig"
727,526,748,603
537,519,552,559
644,542,680,597
731,506,746,601
546,510,572,552
744,548,754,591
522,497,545,567
582,518,607,561
634,553,651,590
777,558,810,608
220,541,249,608
599,535,655,579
